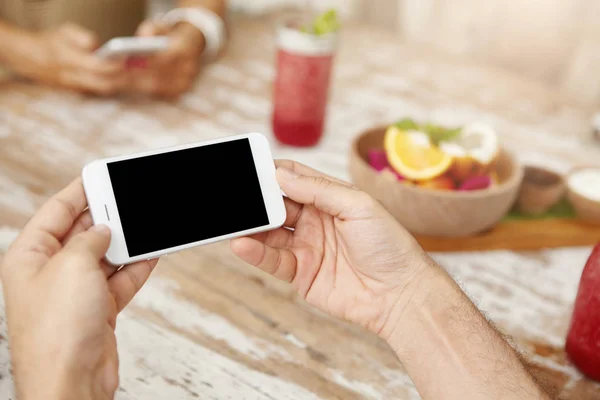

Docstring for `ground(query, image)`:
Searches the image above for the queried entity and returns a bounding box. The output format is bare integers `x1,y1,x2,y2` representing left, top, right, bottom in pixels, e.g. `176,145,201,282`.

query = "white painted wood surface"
1,13,600,400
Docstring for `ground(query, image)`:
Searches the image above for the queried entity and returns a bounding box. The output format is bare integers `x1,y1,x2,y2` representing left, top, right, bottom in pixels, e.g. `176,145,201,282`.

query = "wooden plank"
416,219,600,252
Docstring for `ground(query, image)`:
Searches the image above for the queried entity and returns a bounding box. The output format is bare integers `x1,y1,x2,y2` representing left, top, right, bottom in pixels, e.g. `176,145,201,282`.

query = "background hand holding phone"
128,19,206,98
8,23,127,95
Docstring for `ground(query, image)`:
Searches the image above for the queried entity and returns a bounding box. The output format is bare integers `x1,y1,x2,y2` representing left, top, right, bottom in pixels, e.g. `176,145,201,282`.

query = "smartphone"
82,133,287,265
96,36,169,59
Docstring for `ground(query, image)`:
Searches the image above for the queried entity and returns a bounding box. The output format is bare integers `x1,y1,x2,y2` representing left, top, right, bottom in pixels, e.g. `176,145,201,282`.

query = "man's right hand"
2,23,127,95
232,160,550,400
231,160,433,336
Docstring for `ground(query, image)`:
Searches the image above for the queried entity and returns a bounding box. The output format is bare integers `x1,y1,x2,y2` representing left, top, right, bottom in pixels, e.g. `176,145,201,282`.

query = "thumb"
276,167,369,219
59,23,98,50
62,224,111,262
136,20,168,37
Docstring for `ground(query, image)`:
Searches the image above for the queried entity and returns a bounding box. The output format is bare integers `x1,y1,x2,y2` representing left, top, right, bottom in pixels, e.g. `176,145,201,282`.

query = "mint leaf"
422,123,461,145
394,118,419,131
302,9,340,36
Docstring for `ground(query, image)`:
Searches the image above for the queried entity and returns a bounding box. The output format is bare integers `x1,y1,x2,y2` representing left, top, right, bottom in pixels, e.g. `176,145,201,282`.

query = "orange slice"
384,126,453,181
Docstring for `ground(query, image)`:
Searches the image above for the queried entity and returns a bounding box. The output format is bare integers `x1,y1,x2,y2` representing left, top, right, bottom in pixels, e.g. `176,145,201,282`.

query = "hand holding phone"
8,23,126,95
95,36,170,60
82,133,286,265
128,20,206,97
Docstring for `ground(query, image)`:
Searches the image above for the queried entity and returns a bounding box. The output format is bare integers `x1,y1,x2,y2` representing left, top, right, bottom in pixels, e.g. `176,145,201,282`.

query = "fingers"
75,56,124,76
61,210,93,244
60,225,111,263
136,20,169,37
230,238,297,282
283,197,303,228
276,167,369,220
55,40,126,95
61,68,127,96
58,43,124,75
249,227,294,249
108,259,158,312
61,213,120,279
3,178,87,277
275,160,354,188
128,69,193,98
22,178,88,242
58,23,98,50
101,260,120,278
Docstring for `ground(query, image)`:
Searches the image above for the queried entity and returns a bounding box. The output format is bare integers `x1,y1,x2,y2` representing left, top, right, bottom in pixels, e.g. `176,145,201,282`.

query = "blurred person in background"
0,0,227,97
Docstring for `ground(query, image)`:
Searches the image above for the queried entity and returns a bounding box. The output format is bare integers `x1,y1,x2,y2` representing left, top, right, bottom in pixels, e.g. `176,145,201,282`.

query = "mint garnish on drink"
301,9,340,35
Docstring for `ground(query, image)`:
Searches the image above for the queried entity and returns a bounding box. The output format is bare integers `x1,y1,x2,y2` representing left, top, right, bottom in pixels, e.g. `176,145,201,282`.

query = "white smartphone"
82,133,287,266
96,36,169,59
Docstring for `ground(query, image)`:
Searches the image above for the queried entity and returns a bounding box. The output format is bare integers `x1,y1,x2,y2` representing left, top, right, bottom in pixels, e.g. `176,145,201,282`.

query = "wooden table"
1,13,600,400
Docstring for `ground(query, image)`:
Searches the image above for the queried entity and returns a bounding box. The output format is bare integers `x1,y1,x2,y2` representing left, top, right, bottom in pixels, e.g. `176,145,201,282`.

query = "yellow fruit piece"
384,126,453,181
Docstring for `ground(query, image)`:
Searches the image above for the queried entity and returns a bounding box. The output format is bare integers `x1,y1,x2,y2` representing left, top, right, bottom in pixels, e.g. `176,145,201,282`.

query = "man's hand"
232,160,431,335
129,20,205,98
2,23,127,95
1,179,157,400
232,160,551,400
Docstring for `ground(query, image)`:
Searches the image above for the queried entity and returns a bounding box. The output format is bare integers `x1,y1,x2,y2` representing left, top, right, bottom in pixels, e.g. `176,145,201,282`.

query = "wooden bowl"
516,166,565,216
349,127,524,237
567,167,600,225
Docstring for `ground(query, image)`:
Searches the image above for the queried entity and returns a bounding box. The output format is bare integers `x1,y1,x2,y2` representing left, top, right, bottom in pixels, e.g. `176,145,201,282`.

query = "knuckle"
310,176,332,188
124,268,144,293
52,197,79,221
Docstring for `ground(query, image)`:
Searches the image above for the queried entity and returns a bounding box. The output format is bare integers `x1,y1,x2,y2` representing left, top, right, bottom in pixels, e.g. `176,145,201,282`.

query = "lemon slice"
384,126,453,181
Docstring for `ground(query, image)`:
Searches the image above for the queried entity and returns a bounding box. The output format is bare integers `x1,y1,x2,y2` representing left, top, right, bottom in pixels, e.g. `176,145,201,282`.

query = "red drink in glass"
272,22,338,147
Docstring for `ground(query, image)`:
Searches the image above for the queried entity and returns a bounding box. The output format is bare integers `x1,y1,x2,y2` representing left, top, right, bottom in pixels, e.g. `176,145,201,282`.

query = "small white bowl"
567,167,600,225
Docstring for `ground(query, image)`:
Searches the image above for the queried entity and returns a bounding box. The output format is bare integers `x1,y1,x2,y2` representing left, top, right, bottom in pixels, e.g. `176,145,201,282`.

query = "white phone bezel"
82,133,286,266
96,36,170,59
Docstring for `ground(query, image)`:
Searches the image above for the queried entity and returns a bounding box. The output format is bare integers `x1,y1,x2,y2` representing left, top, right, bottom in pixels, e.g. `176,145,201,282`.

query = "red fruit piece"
368,149,389,172
566,243,600,381
459,175,492,191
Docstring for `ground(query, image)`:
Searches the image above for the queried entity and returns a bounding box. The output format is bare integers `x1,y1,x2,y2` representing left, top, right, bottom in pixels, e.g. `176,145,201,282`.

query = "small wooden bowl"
567,167,600,225
516,166,565,216
349,127,524,237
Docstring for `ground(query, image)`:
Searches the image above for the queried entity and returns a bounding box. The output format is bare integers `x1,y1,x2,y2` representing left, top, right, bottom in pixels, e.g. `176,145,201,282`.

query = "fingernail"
89,224,110,235
277,167,299,180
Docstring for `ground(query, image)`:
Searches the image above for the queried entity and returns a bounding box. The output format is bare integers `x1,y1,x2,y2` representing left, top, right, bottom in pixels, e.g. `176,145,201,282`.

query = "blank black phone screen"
107,139,269,257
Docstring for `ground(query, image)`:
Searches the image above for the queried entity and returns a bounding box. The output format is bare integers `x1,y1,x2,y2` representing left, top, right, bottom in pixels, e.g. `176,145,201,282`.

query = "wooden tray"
416,218,600,252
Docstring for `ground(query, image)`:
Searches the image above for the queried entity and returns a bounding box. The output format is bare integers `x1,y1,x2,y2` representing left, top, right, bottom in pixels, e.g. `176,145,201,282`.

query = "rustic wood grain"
415,219,600,252
1,13,600,400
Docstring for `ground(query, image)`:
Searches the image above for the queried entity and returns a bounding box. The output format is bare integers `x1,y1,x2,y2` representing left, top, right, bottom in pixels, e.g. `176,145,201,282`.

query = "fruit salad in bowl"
349,121,524,237
368,119,501,192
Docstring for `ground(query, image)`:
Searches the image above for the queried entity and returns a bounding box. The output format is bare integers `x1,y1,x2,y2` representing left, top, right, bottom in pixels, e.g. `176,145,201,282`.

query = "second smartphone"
82,133,287,265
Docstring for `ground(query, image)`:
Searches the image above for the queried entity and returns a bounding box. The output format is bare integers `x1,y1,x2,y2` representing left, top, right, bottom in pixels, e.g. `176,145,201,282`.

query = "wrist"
173,22,206,55
0,25,44,75
161,7,225,62
14,355,95,400
378,257,460,353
